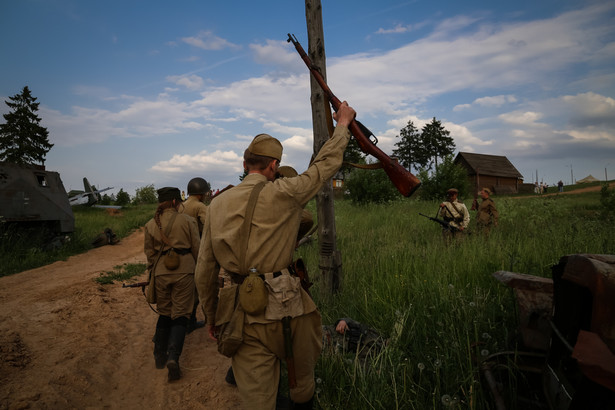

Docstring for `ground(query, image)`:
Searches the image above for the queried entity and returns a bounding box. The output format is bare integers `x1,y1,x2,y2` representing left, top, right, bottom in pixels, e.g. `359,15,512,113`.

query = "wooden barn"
454,152,524,194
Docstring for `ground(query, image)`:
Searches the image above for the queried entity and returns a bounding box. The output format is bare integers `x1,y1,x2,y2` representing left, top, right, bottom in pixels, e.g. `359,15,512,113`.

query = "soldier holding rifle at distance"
195,102,356,410
438,188,470,242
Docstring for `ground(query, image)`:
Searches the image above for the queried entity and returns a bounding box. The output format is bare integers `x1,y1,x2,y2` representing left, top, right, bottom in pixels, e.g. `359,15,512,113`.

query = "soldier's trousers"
232,310,322,410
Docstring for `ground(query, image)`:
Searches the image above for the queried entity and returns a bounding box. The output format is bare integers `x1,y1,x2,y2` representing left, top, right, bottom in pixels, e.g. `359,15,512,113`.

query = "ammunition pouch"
265,270,304,321
215,284,244,357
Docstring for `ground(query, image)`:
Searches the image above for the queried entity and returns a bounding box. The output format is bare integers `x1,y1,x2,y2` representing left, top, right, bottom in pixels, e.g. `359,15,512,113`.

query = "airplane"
68,177,120,208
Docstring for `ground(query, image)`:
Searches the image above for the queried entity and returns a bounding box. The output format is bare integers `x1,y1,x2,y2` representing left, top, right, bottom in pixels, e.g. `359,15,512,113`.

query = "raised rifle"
419,212,458,232
287,34,421,198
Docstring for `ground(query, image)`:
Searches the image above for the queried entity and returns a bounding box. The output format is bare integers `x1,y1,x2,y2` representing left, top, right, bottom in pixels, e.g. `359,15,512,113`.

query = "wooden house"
454,152,524,194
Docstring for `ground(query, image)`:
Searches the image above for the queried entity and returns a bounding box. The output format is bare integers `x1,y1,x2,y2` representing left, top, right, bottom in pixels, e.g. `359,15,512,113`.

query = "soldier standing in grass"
144,187,200,381
195,102,356,410
438,188,470,242
180,177,211,333
475,187,499,235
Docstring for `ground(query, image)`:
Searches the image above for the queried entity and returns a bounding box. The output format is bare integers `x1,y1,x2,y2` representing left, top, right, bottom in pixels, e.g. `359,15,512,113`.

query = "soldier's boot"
292,396,313,410
153,315,172,369
225,366,236,385
166,317,188,381
186,305,205,334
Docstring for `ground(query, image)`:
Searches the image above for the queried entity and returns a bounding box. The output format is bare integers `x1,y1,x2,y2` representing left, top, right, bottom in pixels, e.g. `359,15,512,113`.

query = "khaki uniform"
181,195,208,234
476,197,498,234
438,199,469,241
438,199,470,230
144,208,200,319
195,125,351,409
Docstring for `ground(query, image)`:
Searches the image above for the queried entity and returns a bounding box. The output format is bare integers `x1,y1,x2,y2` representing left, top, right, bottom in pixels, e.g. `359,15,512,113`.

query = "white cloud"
166,74,205,91
181,30,240,51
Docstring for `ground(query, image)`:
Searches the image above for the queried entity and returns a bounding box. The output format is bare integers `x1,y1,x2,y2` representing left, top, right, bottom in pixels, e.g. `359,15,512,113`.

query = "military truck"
0,161,74,233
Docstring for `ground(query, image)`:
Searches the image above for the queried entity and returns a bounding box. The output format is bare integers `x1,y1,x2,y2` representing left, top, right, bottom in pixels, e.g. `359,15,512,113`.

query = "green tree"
344,165,401,205
0,86,53,165
341,138,365,175
132,184,157,204
115,189,131,206
100,193,112,205
417,155,469,201
393,120,421,172
420,117,455,171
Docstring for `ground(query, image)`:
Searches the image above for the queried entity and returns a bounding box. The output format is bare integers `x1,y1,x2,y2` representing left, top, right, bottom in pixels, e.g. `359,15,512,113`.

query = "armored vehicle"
0,161,74,233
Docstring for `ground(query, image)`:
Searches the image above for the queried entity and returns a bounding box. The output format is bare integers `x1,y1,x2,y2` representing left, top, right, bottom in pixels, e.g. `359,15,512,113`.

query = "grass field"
295,189,613,409
1,186,613,408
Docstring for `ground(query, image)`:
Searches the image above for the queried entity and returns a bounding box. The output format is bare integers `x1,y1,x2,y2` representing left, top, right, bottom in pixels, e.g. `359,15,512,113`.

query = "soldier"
180,177,211,333
144,187,200,381
438,188,470,242
195,101,356,410
475,187,499,235
182,177,210,233
322,318,386,360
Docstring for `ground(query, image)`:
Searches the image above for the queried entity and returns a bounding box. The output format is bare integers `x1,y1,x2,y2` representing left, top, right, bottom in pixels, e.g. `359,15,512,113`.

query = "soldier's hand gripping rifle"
418,213,458,232
287,34,421,198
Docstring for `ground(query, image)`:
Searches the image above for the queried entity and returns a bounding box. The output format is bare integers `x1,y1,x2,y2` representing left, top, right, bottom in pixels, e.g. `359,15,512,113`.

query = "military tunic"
438,199,470,230
144,208,200,319
181,195,208,234
195,125,351,409
476,197,498,233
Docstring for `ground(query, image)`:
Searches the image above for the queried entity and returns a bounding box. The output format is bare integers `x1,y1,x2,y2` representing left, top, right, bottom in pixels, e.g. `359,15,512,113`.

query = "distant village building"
454,152,524,194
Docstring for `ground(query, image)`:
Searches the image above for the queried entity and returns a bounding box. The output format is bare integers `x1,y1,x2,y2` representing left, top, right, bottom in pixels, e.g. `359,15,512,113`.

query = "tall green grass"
0,204,157,276
297,192,613,409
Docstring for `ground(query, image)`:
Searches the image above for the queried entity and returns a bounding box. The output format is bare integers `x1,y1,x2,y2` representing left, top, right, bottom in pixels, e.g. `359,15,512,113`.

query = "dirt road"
0,228,241,410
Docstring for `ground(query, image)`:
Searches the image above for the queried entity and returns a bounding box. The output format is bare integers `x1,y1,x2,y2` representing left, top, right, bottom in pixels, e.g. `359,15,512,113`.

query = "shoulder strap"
159,211,178,248
239,181,266,275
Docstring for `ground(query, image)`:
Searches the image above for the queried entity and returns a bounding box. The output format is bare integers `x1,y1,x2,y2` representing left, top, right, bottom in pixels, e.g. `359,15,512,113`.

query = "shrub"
417,155,470,201
132,184,157,205
115,189,131,206
344,167,401,205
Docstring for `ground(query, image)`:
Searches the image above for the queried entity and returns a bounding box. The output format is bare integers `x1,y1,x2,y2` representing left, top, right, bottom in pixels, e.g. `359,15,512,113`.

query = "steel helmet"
187,177,210,195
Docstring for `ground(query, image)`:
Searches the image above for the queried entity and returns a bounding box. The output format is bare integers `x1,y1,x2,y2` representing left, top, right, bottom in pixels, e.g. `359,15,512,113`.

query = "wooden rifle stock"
287,34,421,197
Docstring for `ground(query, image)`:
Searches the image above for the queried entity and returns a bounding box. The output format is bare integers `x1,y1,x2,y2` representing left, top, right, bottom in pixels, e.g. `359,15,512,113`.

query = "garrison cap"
447,188,459,195
248,133,283,161
277,165,298,178
482,187,492,195
157,187,182,203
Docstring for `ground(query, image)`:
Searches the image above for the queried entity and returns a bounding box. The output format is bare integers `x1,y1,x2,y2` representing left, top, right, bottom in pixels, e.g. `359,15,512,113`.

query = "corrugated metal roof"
454,152,523,178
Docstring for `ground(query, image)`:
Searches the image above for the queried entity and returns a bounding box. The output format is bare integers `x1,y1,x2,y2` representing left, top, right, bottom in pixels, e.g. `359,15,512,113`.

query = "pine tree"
0,86,53,165
420,117,455,171
393,120,421,172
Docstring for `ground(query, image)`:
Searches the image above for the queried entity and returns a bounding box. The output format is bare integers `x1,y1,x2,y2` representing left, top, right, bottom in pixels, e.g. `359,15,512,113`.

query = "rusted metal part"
572,330,615,392
559,254,615,353
493,271,554,351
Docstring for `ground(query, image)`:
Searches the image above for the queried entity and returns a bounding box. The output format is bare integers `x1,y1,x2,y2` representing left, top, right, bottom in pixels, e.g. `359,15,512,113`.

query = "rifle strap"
342,161,383,170
239,182,266,275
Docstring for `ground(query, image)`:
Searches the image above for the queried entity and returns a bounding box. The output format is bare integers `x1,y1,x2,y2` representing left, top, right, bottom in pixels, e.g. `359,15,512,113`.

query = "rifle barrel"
287,34,421,197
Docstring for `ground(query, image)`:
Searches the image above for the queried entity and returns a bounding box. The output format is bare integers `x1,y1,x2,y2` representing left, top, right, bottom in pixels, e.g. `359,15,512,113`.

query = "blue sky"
1,0,614,197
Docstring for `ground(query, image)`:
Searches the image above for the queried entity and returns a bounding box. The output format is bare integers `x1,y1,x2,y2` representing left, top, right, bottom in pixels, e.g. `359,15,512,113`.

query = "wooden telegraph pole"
305,0,342,295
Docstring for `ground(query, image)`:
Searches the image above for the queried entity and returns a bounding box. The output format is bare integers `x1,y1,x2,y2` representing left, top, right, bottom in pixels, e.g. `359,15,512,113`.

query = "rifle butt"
382,160,422,197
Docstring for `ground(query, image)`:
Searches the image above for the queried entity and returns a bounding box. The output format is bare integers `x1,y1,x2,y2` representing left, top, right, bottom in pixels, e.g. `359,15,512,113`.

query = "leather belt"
161,247,191,255
229,270,284,285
